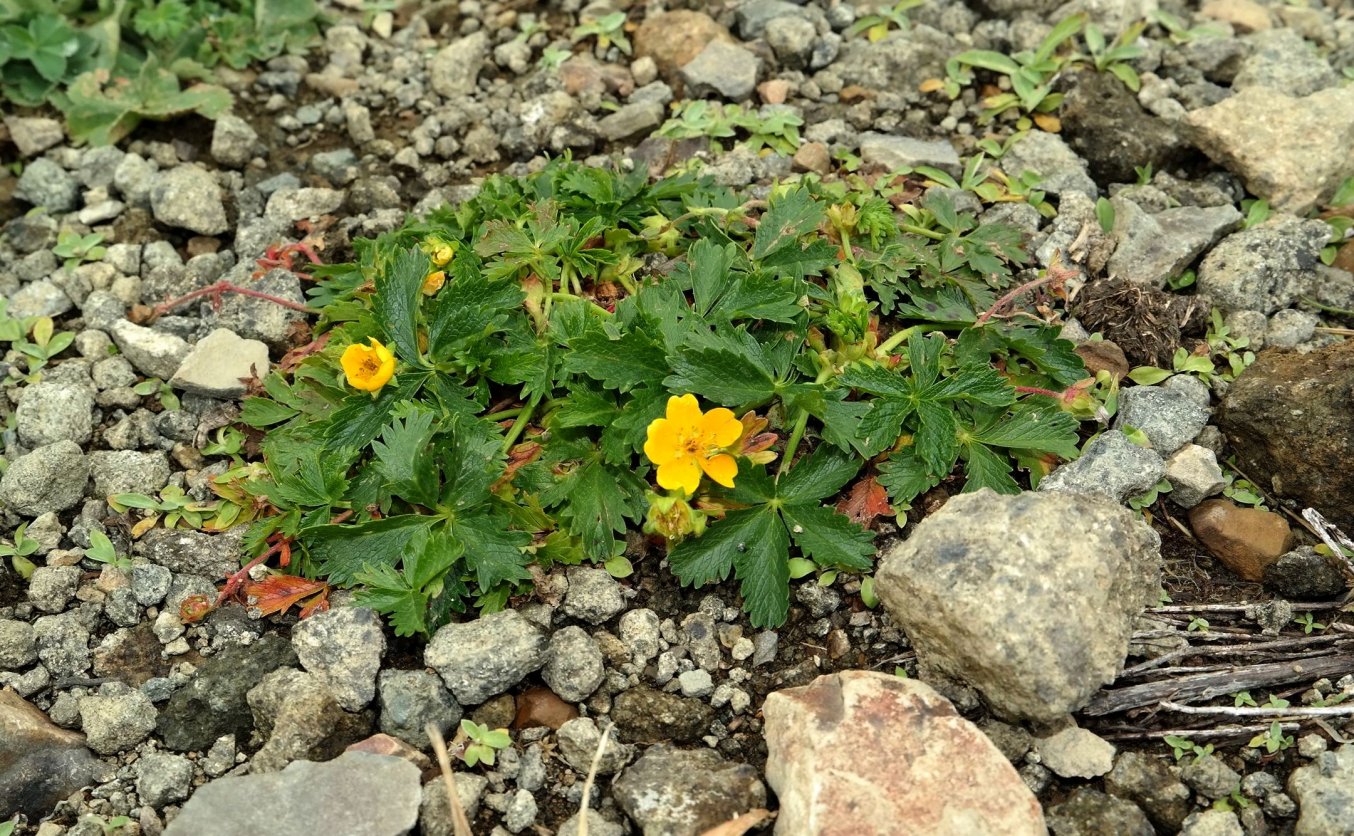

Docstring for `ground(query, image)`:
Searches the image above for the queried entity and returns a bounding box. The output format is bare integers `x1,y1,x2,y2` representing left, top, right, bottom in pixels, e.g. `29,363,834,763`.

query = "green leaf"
305,515,434,587
563,328,668,392
62,64,232,146
913,399,961,476
686,239,740,316
1127,366,1173,386
954,49,1021,76
969,400,1081,458
353,562,434,637
371,404,440,506
778,443,862,503
668,506,765,588
665,330,778,407
373,248,428,365
326,385,408,450
271,454,351,508
780,503,874,571
751,186,824,262
547,458,644,561
960,442,1020,494
1095,197,1116,233
241,396,299,427
731,508,792,627
877,447,941,505
451,512,533,591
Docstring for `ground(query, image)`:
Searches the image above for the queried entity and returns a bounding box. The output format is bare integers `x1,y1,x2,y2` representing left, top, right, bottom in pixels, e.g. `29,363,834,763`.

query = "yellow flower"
422,270,446,296
644,395,742,495
428,241,455,266
340,337,396,394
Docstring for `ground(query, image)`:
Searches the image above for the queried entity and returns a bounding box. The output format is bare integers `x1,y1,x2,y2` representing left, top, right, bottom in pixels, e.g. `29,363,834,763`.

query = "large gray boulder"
875,489,1161,723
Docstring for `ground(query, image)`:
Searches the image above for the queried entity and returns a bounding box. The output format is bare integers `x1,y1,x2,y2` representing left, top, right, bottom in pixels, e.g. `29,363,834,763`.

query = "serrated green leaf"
838,362,911,399
563,328,668,392
306,515,434,587
960,442,1020,494
969,400,1081,458
780,503,874,571
877,447,942,506
239,395,294,426
665,330,778,407
372,404,440,506
732,509,792,628
668,506,765,587
751,186,825,262
373,248,427,365
450,512,533,591
913,399,960,477
545,458,644,561
778,443,861,503
686,239,740,316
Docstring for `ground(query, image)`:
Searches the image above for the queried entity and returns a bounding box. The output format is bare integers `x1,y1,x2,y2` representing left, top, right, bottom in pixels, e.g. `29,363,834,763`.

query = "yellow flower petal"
422,270,446,296
341,337,396,393
666,394,701,425
700,453,738,488
644,419,681,465
657,456,702,495
700,407,742,447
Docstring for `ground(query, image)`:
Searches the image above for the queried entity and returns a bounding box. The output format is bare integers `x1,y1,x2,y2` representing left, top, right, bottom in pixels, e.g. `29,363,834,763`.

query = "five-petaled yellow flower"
644,395,741,495
341,337,396,394
422,270,446,296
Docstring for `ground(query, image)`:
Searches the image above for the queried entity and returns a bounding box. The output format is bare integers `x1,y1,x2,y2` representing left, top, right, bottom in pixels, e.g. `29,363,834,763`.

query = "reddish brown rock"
1218,340,1354,532
513,686,578,730
1075,339,1130,380
634,11,734,84
792,142,831,175
1,688,108,819
763,671,1045,836
1189,499,1293,581
346,733,432,773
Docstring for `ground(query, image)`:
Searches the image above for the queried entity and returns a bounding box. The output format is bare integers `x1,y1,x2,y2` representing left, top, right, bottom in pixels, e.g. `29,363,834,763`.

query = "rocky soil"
2,0,1354,834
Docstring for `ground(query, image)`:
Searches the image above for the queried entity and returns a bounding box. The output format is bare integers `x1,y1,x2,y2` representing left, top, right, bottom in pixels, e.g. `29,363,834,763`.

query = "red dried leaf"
836,476,894,526
278,331,333,373
244,574,330,618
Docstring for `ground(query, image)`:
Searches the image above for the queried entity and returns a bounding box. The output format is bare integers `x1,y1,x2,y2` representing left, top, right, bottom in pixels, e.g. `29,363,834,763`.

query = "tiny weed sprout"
1293,613,1326,634
84,530,132,571
460,719,511,767
1164,734,1214,762
1249,722,1294,754
0,522,40,579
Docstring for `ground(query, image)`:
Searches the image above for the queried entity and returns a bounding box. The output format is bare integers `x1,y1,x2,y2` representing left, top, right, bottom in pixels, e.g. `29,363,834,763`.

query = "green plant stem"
501,391,543,453
899,224,946,241
875,325,918,359
777,365,834,480
486,406,525,421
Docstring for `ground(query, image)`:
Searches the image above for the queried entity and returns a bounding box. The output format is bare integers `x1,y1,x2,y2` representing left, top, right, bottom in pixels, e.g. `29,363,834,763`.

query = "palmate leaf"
778,443,862,503
450,512,533,591
62,64,231,146
665,328,779,407
969,400,1081,459
877,447,941,506
544,458,646,561
372,403,440,506
960,442,1020,495
751,186,825,262
373,247,428,365
780,504,873,571
563,328,668,392
305,515,434,587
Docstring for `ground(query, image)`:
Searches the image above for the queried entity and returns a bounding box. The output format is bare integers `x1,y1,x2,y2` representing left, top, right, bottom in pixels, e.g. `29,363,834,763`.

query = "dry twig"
427,722,474,836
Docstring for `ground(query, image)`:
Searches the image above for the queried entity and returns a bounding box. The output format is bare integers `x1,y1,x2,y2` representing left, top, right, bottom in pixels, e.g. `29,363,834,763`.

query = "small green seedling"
1241,198,1271,229
572,11,630,55
133,377,181,411
110,485,217,530
14,315,74,377
1128,478,1172,512
53,229,106,270
201,426,248,463
1081,21,1145,91
1187,616,1210,633
1249,722,1294,754
0,522,40,579
1233,691,1257,707
1134,164,1153,185
1165,734,1214,762
846,0,925,41
1294,613,1326,634
1212,787,1252,813
84,530,132,570
460,719,511,767
1095,197,1116,233
1265,695,1291,709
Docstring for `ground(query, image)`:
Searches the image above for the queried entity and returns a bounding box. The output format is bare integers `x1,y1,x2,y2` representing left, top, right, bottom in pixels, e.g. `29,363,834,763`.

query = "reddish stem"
1014,385,1064,399
975,259,1077,326
152,281,319,320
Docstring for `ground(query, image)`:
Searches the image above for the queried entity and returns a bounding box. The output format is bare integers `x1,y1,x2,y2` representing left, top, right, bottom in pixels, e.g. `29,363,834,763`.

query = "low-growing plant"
132,376,181,411
1249,722,1294,754
53,229,107,270
846,0,925,41
14,315,75,378
232,159,1089,635
459,719,511,767
1148,9,1227,44
1165,734,1214,762
110,485,221,531
1293,613,1325,634
84,530,133,570
940,14,1086,123
571,11,629,56
1079,21,1146,91
657,101,803,156
1128,309,1254,385
0,522,40,579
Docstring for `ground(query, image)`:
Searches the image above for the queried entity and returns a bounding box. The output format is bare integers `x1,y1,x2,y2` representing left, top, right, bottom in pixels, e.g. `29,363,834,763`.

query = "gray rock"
611,686,714,744
0,441,90,516
1047,788,1154,836
134,528,242,578
5,116,63,157
1231,29,1338,97
210,115,258,168
1185,86,1354,215
158,634,297,751
597,102,665,143
89,450,172,498
27,565,81,613
208,267,307,349
33,611,90,676
561,567,626,625
541,626,605,703
0,687,110,820
1197,216,1333,313
557,810,625,836
9,279,74,319
617,608,661,663
79,686,158,754
1181,753,1242,801
1105,751,1192,832
765,15,817,70
681,40,760,101
377,669,462,747
92,356,137,390
150,166,229,235
1037,726,1116,779
202,735,236,777
1165,445,1226,508
1161,374,1212,410
613,744,767,836
4,213,58,253
859,132,961,175
0,619,38,668
420,773,488,836
15,158,79,212
1289,745,1354,836
736,0,807,38
1108,201,1241,288
1180,809,1244,836
165,751,420,836
1266,308,1318,349
310,148,359,185
425,609,549,705
265,187,344,223
1114,386,1210,455
109,319,191,379
677,669,715,698
1001,130,1097,198
16,382,94,448
503,788,538,833
292,606,386,712
1039,430,1166,504
247,668,373,772
1264,546,1349,600
833,26,952,93
429,31,490,97
136,751,194,808
79,145,125,189
875,489,1161,723
131,563,173,606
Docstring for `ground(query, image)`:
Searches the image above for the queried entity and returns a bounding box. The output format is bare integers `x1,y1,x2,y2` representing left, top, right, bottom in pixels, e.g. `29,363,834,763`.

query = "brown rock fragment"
1189,499,1293,581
